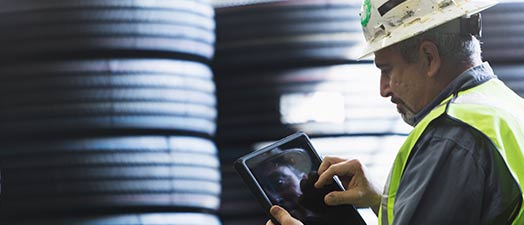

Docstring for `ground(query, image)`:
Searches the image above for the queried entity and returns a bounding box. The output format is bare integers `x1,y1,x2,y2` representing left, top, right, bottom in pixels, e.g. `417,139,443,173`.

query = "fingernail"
270,206,279,215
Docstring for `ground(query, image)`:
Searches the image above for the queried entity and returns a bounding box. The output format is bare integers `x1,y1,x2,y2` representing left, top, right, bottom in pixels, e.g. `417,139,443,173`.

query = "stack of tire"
0,1,221,225
481,1,524,97
213,1,410,225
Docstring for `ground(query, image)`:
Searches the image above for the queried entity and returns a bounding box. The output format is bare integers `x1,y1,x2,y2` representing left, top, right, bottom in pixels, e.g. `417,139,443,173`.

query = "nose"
380,74,392,98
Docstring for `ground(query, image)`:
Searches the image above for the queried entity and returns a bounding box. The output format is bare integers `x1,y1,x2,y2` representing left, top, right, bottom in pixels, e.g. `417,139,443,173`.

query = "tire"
1,23,214,44
2,213,221,225
0,59,213,80
217,5,360,41
214,64,409,144
5,180,221,196
214,38,365,70
0,115,216,136
3,166,220,183
1,88,216,107
218,20,361,42
0,74,215,93
0,136,217,155
219,157,266,223
0,9,214,31
0,36,214,61
0,1,215,61
0,193,220,214
1,151,219,169
0,102,216,121
0,136,221,214
213,0,365,70
481,2,524,63
0,0,214,18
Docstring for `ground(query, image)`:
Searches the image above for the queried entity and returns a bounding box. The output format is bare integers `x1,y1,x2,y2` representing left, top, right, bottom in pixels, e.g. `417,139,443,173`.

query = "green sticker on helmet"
361,0,371,27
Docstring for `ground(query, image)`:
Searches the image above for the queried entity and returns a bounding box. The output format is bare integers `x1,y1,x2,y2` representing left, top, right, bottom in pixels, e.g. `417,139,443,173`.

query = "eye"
275,175,289,190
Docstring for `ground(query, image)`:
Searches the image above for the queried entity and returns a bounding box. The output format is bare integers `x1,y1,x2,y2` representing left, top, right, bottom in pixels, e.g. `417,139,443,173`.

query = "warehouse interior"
0,0,522,224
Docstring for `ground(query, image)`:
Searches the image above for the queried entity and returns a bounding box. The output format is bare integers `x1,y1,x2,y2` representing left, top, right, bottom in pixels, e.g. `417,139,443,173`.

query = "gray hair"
396,21,482,66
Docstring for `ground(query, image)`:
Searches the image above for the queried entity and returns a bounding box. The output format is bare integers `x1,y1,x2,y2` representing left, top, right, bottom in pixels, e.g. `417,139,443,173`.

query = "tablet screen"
245,135,365,225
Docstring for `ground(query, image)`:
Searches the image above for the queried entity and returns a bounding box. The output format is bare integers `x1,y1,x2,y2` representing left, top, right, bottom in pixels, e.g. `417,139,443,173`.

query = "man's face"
374,45,429,125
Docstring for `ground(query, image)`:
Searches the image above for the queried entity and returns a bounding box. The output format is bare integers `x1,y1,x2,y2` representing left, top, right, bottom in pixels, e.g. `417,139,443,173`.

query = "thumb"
270,206,303,225
324,190,364,206
270,205,290,220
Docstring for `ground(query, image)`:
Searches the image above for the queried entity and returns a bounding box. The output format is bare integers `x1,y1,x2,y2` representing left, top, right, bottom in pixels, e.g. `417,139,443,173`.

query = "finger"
270,205,302,225
270,205,289,221
324,189,364,206
266,219,274,225
318,156,346,175
315,160,360,188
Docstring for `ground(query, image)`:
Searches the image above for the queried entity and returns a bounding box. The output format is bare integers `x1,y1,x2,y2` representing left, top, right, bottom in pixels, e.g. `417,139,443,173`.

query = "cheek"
390,74,410,95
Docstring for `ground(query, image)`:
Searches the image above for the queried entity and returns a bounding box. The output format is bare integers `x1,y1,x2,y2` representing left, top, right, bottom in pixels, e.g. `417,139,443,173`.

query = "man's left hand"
266,205,304,225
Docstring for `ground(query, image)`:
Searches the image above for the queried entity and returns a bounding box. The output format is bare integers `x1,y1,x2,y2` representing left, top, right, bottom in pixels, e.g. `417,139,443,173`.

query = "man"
266,0,524,224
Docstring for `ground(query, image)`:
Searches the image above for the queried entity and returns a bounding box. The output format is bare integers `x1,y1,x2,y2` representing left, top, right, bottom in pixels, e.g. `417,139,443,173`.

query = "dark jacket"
392,63,522,225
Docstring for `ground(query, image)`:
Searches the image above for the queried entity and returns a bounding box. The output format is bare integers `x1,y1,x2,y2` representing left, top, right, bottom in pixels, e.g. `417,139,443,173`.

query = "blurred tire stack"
482,1,524,97
0,1,221,224
213,1,410,225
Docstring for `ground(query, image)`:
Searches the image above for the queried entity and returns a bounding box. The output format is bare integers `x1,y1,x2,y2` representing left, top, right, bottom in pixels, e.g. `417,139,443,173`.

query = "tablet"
234,132,367,225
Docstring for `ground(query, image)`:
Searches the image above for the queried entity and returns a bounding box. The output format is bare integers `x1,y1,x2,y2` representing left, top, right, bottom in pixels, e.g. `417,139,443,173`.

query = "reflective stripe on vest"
378,79,524,225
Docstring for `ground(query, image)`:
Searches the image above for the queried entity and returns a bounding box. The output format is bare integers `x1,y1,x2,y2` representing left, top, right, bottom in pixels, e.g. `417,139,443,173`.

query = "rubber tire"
2,213,221,225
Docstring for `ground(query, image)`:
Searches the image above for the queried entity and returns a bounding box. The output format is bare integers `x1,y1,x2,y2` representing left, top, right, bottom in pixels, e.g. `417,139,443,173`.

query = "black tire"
0,59,213,80
0,136,221,214
217,5,360,41
214,38,365,70
0,102,217,121
214,64,408,144
481,2,524,62
0,9,214,31
3,165,220,183
1,23,214,45
0,0,214,18
3,213,221,225
1,36,214,61
213,0,365,69
215,0,358,19
4,179,221,196
1,88,216,106
218,20,361,42
219,160,266,223
0,135,217,155
0,74,215,94
1,152,219,169
0,115,216,136
217,119,407,145
0,193,220,214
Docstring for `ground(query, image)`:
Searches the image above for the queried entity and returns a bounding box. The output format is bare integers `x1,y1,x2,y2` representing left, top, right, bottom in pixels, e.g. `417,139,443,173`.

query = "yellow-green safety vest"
379,79,524,225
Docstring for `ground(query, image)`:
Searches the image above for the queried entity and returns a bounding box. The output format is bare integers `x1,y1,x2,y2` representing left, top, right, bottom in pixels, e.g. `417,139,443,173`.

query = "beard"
397,103,417,126
400,110,417,126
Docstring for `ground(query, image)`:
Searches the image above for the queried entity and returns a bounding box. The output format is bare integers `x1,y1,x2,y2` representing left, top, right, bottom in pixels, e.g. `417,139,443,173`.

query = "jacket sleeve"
391,119,521,225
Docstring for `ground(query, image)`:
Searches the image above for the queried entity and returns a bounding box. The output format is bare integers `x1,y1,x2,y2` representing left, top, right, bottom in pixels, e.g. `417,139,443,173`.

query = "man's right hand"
314,156,382,214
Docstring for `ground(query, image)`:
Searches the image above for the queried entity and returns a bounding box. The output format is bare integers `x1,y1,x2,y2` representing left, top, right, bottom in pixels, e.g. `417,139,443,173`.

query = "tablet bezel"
234,132,367,225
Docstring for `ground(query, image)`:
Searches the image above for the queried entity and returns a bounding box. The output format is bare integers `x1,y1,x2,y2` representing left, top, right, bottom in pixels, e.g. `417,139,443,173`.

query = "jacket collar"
412,62,497,126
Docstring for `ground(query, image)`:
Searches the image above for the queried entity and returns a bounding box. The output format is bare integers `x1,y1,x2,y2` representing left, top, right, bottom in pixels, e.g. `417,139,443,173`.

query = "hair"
395,20,482,67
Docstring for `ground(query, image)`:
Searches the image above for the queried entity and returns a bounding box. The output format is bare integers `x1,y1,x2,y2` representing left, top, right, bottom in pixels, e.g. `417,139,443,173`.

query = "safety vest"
379,79,524,225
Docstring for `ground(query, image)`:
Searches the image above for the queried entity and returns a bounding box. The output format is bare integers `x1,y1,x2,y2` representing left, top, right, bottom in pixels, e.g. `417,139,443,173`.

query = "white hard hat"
358,0,498,59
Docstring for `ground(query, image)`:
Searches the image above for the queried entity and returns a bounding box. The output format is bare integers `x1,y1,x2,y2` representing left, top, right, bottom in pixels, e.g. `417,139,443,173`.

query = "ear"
419,40,441,78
